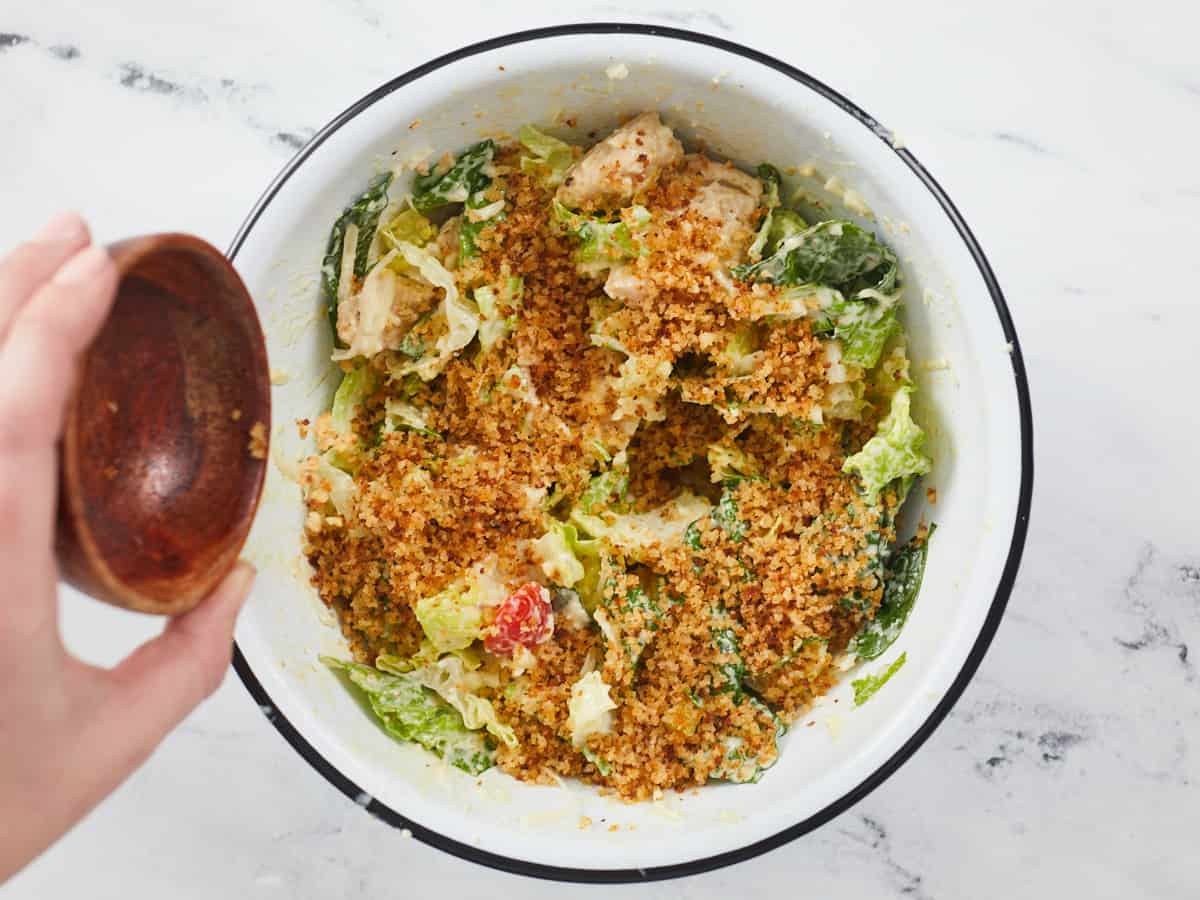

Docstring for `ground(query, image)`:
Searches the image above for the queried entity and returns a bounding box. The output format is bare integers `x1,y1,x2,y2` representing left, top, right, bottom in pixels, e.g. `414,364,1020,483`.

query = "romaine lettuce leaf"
581,746,611,776
321,657,493,774
532,522,589,588
716,322,761,376
711,484,748,543
553,201,651,269
475,276,523,352
379,206,436,253
706,443,761,486
382,397,441,441
567,670,617,747
748,205,808,264
308,452,357,519
573,491,710,559
412,140,495,213
573,468,630,517
813,290,901,370
459,189,506,262
379,653,517,749
415,583,484,652
757,163,783,209
745,283,841,323
709,605,749,702
390,242,479,381
518,124,575,187
842,386,932,501
851,526,935,660
321,173,393,347
706,696,785,784
326,363,378,469
852,652,906,706
733,220,898,298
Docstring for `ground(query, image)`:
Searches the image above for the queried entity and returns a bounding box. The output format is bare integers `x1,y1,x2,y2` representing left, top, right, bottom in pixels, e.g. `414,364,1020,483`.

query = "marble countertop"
4,1,1198,896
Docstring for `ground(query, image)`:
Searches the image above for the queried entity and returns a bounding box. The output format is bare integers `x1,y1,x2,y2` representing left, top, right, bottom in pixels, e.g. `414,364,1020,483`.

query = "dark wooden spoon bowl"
56,233,270,616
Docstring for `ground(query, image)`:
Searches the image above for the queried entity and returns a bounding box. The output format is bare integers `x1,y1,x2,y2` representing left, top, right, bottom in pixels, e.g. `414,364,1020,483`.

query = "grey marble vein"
1113,544,1196,681
839,815,933,900
993,130,1052,155
116,61,205,100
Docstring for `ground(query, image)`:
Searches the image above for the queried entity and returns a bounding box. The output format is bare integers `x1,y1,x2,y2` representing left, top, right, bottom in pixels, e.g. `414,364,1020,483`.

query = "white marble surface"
3,1,1199,896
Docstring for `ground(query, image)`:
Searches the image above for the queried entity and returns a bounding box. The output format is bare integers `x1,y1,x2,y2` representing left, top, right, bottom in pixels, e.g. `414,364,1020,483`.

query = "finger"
0,244,117,454
0,245,118,644
0,212,91,342
0,446,60,651
104,562,255,755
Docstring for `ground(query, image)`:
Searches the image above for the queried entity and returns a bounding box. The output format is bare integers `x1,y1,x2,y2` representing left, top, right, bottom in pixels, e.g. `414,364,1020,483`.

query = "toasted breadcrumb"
248,421,268,460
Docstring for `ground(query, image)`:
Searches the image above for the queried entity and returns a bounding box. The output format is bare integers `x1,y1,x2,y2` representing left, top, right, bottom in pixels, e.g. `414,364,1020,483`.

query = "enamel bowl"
230,24,1032,882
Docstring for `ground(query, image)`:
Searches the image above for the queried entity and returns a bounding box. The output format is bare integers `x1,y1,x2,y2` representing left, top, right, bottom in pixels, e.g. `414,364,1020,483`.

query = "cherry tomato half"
485,582,555,656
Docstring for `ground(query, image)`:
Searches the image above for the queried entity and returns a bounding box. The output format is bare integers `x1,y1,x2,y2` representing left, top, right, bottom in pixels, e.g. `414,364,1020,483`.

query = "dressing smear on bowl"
297,111,934,800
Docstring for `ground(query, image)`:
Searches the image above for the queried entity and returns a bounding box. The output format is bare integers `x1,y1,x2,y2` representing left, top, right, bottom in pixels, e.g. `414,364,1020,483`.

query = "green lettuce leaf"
321,657,493,774
414,583,484,652
757,162,783,209
388,242,479,381
379,206,436,253
812,291,901,369
842,386,932,500
412,140,495,213
532,522,593,588
710,606,748,703
706,443,761,486
459,189,506,262
321,173,394,346
567,670,617,747
711,484,748,543
308,452,357,519
379,652,518,749
553,201,651,268
327,363,378,469
851,526,935,660
475,276,523,352
852,652,907,706
596,580,670,671
382,397,441,441
581,746,612,776
733,219,898,297
518,124,575,187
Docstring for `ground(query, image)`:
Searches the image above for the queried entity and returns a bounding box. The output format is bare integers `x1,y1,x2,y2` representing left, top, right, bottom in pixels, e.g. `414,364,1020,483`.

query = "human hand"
0,213,255,882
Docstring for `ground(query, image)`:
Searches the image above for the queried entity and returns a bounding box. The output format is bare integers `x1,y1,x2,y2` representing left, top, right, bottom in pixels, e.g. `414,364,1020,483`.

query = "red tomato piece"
485,582,555,656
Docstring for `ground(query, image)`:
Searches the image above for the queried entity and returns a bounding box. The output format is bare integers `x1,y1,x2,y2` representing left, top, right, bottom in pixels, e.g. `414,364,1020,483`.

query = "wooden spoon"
55,233,270,616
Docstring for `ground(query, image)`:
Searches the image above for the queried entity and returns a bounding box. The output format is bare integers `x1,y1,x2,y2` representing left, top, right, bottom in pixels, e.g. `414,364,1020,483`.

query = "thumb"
104,561,255,764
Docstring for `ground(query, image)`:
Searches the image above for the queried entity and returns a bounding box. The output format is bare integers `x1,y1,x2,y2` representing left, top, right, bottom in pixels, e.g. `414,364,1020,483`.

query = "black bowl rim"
228,21,1034,884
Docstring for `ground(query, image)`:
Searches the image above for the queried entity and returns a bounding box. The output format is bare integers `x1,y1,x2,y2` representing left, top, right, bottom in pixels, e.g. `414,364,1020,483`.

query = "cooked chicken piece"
556,112,683,210
600,155,763,304
681,156,763,262
336,266,439,357
433,215,461,269
603,263,648,303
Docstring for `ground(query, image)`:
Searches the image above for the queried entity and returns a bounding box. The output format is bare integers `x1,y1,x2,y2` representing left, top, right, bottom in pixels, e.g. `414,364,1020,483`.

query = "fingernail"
34,211,88,243
53,246,112,285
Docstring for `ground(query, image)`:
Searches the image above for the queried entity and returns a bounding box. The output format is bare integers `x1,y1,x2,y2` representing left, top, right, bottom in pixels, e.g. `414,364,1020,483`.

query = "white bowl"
229,23,1032,881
